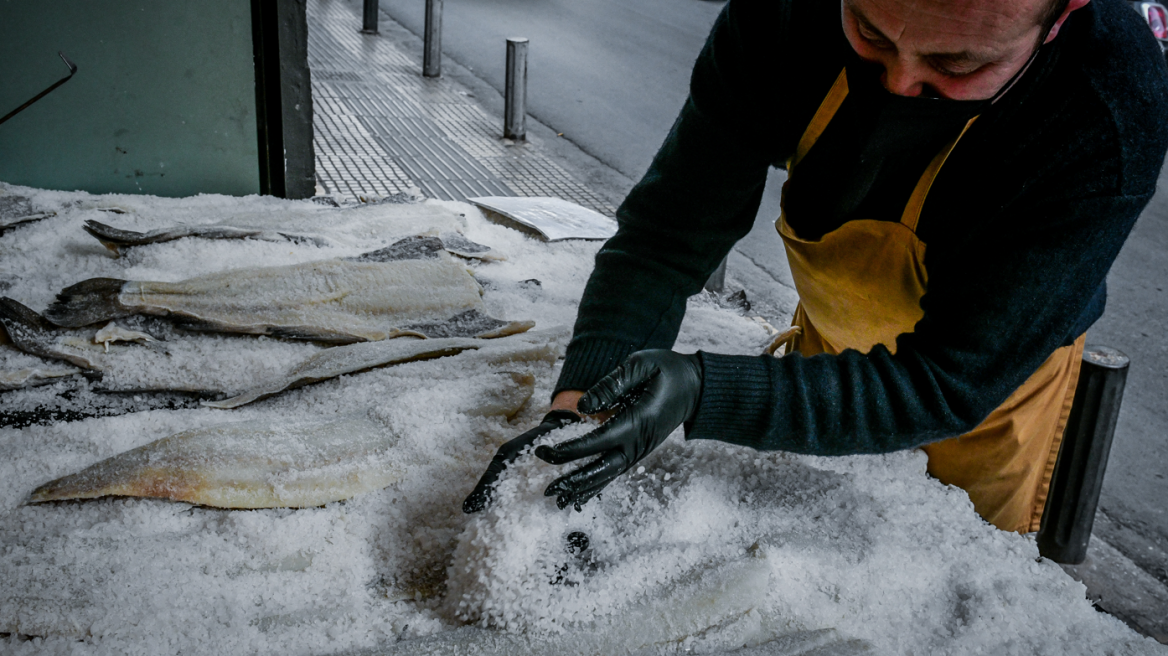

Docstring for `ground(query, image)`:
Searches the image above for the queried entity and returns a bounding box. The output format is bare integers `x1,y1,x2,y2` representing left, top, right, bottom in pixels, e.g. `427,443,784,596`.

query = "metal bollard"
1037,345,1129,564
423,0,443,78
504,38,528,140
361,0,379,34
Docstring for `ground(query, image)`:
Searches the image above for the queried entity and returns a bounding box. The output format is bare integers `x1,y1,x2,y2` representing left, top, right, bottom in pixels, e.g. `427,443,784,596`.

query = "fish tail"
0,297,102,370
28,472,108,503
28,478,70,503
44,278,131,327
83,220,148,255
0,296,57,333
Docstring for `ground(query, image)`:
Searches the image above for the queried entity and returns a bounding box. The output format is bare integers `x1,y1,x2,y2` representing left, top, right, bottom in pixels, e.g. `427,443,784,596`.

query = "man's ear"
1045,0,1092,43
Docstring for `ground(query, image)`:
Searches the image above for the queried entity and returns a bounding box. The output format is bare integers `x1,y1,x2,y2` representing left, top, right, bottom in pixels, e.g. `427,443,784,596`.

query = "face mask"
781,32,1052,232
844,56,989,157
843,23,1052,145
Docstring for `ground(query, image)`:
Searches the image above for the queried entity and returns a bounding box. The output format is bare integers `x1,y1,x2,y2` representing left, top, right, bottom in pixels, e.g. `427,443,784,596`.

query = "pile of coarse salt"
1,182,1162,656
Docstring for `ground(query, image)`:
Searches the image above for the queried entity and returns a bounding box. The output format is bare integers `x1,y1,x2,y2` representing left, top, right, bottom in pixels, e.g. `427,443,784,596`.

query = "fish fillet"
0,343,80,390
43,251,533,342
0,195,53,234
0,297,107,370
84,221,501,260
78,199,471,253
28,372,535,508
204,328,564,409
0,296,333,397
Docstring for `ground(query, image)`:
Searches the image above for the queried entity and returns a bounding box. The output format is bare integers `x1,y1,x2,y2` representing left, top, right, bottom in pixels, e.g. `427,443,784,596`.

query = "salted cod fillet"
0,195,53,234
0,296,558,398
205,327,566,409
0,296,142,370
43,244,533,342
0,303,93,388
77,198,481,252
84,220,500,260
28,371,535,508
0,345,81,390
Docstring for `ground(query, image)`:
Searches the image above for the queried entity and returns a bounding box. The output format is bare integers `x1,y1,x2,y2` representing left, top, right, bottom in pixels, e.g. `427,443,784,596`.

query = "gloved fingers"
462,456,510,513
578,358,656,415
543,449,627,501
535,410,642,464
463,410,581,514
558,480,609,511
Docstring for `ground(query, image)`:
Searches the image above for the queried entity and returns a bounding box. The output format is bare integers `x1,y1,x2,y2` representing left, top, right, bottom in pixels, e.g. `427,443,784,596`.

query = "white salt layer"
0,183,1160,656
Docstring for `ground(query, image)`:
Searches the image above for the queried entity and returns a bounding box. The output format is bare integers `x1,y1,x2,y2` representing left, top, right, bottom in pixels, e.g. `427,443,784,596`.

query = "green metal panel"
0,0,260,197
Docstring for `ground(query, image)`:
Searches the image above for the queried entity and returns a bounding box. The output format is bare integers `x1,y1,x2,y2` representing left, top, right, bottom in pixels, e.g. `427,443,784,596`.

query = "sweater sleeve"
554,0,804,395
689,190,1152,454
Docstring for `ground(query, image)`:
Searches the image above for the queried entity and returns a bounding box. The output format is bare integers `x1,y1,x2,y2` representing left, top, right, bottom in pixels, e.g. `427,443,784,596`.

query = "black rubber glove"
463,409,581,513
535,350,703,511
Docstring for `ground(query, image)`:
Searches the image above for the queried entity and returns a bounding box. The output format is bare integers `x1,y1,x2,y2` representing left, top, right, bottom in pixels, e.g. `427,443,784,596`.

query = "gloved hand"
535,350,703,511
463,409,581,513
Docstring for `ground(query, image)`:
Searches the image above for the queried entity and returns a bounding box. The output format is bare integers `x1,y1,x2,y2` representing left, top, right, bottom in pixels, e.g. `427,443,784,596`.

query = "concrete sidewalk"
305,0,619,215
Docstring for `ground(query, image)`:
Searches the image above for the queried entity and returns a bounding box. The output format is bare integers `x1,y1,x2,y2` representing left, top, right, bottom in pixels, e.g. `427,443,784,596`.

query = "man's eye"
857,25,892,48
928,60,982,78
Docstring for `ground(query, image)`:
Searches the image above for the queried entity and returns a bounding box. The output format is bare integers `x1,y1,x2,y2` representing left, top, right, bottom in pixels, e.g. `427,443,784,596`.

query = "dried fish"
29,372,535,508
78,200,499,257
0,195,54,234
2,297,556,405
204,327,565,409
83,220,330,251
0,297,103,369
0,297,319,399
0,345,80,391
44,241,533,342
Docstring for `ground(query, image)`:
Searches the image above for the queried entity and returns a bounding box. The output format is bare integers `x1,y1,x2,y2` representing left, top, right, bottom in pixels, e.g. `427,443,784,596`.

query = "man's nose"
880,59,926,97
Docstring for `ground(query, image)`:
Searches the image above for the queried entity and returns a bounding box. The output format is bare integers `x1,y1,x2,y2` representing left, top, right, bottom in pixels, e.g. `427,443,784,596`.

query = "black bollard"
504,38,528,140
361,0,379,34
423,0,443,77
1037,345,1129,564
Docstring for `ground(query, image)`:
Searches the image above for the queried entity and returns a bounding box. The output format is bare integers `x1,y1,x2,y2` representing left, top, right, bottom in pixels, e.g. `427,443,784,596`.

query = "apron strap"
788,68,849,172
900,116,979,232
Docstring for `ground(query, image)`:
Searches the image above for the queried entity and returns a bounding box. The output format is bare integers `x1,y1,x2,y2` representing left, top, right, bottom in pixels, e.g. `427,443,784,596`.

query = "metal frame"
250,0,316,198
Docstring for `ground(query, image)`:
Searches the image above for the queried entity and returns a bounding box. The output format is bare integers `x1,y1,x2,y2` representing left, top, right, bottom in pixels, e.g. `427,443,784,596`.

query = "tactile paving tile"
306,0,616,215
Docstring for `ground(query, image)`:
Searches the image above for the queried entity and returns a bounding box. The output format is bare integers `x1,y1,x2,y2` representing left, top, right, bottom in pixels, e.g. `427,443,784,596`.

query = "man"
465,0,1168,533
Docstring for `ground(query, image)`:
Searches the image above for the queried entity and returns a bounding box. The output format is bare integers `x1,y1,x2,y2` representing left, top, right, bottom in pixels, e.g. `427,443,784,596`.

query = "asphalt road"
376,0,724,179
375,0,1166,582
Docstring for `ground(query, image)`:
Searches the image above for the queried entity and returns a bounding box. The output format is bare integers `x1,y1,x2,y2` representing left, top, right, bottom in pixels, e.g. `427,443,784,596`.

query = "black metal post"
251,0,315,199
423,0,443,77
1037,345,1129,564
504,38,528,140
362,0,379,34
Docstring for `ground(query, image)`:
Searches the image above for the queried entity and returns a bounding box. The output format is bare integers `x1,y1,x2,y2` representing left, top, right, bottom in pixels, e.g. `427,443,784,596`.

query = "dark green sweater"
554,0,1168,455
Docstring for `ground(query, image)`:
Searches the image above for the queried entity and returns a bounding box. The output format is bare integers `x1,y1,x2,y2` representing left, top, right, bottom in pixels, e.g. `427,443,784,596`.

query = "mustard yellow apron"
778,69,1083,533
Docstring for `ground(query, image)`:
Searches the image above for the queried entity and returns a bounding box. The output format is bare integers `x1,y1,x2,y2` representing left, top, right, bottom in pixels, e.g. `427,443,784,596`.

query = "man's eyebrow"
845,0,1000,66
846,2,892,42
